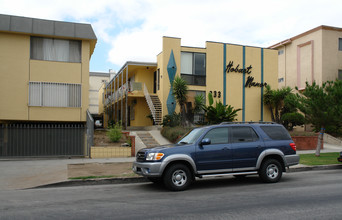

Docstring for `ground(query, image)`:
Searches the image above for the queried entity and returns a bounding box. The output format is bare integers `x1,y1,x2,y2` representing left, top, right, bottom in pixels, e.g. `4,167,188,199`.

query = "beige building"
270,25,342,89
0,14,97,157
100,37,278,128
89,71,112,122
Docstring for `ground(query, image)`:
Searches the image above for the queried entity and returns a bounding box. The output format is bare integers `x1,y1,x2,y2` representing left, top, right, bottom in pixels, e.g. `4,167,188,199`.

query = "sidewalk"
297,143,342,154
0,131,341,191
0,157,135,190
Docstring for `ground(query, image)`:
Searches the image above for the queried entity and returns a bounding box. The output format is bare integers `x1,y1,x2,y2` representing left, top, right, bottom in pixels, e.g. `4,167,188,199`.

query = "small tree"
263,85,292,123
107,122,122,142
281,93,305,130
172,76,189,126
192,94,206,124
263,85,304,130
193,94,206,115
296,81,342,156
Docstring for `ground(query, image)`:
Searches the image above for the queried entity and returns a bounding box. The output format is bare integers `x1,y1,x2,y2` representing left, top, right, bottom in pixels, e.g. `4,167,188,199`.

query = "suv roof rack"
220,121,278,125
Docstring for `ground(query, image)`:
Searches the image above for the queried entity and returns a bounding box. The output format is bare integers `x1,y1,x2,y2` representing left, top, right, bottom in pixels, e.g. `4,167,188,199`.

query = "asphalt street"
0,169,341,220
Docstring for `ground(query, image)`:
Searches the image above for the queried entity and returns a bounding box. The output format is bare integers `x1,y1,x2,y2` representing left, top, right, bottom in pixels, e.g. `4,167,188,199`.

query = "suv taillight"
290,143,296,151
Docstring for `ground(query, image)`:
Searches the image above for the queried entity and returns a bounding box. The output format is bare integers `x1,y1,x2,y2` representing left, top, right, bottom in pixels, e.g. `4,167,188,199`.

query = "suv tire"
259,159,282,183
163,164,192,191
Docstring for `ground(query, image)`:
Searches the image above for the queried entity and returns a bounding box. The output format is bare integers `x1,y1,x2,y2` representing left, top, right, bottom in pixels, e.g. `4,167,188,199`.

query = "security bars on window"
29,82,82,107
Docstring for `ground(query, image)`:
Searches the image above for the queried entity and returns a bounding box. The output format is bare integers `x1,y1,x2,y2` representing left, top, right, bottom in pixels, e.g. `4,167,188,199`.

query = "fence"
86,110,94,156
0,123,86,157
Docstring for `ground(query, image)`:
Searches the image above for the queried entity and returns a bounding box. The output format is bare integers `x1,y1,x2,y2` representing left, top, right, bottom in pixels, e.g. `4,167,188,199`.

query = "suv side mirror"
201,138,211,146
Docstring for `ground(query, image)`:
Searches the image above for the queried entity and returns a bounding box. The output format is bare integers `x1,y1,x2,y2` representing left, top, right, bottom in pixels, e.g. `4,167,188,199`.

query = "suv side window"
260,126,291,140
231,126,259,143
203,127,229,144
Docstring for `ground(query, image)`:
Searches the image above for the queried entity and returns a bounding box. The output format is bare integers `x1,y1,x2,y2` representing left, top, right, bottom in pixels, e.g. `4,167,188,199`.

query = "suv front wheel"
163,164,192,191
259,159,283,183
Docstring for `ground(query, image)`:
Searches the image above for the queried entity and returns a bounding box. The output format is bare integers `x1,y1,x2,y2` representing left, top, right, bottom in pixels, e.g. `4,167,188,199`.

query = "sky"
1,0,342,73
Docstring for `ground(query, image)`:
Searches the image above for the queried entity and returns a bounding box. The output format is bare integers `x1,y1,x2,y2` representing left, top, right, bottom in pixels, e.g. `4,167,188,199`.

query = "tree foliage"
296,80,342,156
172,76,189,126
193,94,206,114
263,85,304,130
204,93,241,124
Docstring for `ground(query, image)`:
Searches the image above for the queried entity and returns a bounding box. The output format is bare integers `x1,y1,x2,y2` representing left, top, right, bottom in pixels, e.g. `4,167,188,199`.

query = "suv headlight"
146,153,164,161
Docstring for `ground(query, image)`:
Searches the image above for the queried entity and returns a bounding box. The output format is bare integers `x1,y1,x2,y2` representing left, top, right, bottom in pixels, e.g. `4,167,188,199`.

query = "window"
260,126,291,140
203,127,229,144
339,38,342,51
157,69,160,91
181,52,206,86
278,50,284,55
231,127,259,143
30,37,81,62
29,82,81,107
339,70,342,80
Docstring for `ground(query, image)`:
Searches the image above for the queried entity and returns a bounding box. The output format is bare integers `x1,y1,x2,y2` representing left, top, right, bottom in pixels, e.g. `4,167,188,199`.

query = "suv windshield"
178,127,206,144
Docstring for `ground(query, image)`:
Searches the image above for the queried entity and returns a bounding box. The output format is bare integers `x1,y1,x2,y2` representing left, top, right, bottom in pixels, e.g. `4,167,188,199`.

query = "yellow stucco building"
0,14,97,157
101,37,278,128
270,25,342,89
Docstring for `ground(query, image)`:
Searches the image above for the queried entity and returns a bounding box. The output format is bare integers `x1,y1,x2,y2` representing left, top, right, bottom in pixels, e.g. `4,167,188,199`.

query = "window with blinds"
29,82,81,107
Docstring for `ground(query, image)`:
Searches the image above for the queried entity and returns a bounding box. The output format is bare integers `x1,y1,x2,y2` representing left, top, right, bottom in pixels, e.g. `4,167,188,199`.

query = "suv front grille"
136,151,145,162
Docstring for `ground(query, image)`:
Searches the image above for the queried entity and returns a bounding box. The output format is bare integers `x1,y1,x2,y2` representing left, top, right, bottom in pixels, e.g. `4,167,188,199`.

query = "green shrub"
161,126,192,143
281,112,305,130
107,123,122,142
162,113,181,127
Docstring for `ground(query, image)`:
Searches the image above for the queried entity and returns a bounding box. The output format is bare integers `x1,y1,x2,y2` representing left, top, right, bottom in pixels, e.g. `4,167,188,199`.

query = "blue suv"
133,122,300,191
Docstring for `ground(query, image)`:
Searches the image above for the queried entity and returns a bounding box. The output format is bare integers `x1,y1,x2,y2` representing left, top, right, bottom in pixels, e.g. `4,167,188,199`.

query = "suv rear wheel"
163,164,192,191
259,159,282,183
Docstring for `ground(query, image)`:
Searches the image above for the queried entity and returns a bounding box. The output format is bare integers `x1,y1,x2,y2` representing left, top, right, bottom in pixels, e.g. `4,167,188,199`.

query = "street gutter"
32,164,342,189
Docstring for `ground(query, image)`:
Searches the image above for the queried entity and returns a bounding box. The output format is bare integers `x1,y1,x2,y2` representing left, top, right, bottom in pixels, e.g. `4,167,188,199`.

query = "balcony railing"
105,82,146,107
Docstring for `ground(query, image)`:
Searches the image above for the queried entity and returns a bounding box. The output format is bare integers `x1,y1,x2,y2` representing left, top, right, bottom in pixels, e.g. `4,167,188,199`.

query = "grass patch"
69,173,137,180
299,152,340,166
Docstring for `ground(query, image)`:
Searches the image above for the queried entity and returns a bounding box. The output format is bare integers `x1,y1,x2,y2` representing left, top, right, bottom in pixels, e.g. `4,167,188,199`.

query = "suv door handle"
223,147,230,150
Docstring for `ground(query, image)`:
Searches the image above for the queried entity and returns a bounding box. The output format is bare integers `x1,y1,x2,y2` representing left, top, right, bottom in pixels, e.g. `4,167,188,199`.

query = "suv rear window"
260,126,291,140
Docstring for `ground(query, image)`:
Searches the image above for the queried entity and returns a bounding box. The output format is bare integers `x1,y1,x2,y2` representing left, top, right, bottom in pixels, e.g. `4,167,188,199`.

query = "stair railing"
143,84,157,122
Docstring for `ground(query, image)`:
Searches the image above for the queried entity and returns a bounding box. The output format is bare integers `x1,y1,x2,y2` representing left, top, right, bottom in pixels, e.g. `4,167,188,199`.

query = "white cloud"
2,0,342,70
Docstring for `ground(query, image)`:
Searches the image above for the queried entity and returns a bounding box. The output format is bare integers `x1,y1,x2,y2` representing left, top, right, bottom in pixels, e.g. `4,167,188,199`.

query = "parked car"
338,152,342,162
133,122,300,191
95,120,102,128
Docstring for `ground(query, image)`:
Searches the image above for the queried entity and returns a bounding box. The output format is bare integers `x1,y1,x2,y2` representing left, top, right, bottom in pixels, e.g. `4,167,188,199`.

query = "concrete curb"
32,177,148,189
287,164,342,172
32,164,342,189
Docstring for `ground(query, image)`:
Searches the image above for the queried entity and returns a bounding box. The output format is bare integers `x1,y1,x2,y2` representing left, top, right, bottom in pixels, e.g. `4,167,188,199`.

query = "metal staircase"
150,95,162,125
143,84,162,125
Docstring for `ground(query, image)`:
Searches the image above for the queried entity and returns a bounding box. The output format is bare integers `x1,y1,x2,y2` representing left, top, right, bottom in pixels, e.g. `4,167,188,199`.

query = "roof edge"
269,25,342,49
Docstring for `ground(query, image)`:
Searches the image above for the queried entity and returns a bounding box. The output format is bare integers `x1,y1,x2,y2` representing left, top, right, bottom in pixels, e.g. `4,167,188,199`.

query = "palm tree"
263,85,292,123
172,76,188,126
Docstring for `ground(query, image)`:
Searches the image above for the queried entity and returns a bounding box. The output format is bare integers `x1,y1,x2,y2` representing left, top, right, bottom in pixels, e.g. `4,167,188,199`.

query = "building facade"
100,37,278,128
270,25,342,89
89,71,112,123
0,14,97,157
